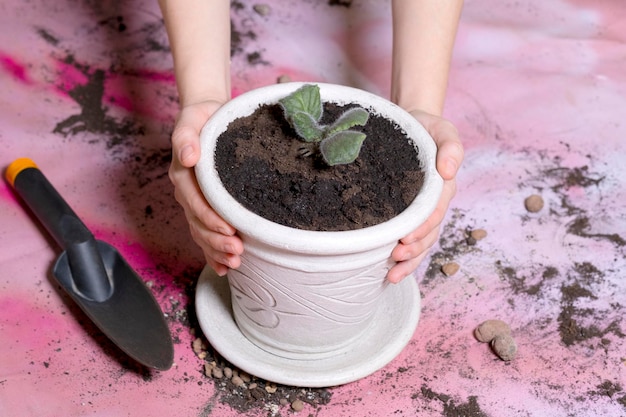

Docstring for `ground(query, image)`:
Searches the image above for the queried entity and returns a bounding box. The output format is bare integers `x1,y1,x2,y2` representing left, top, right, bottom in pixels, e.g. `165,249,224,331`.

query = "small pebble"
253,4,270,16
491,334,518,361
441,262,460,277
524,194,544,213
248,382,258,390
277,74,292,83
231,375,245,387
203,363,214,377
239,371,251,382
192,337,205,354
212,367,224,379
223,367,233,379
470,229,488,240
291,399,305,412
474,319,511,342
279,398,289,406
265,383,277,393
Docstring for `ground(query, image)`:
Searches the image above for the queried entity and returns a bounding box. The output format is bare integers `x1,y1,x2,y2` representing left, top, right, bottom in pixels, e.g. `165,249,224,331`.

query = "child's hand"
169,101,244,276
386,111,463,283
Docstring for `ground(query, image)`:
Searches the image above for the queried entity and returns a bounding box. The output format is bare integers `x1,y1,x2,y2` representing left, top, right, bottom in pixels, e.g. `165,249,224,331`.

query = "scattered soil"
52,57,145,144
231,1,266,64
589,381,626,409
192,336,332,415
422,210,486,284
419,386,489,417
566,215,626,246
557,262,625,347
215,102,424,231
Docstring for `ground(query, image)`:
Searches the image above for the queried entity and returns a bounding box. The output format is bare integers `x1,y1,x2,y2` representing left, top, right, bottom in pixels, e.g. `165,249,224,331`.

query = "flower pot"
195,82,443,387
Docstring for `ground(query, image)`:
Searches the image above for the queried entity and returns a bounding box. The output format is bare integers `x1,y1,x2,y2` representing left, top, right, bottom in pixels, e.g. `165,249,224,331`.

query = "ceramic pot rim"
196,82,443,255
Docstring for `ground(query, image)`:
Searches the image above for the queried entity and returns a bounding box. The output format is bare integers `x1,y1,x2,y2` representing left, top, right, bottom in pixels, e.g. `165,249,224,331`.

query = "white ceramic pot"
195,82,443,385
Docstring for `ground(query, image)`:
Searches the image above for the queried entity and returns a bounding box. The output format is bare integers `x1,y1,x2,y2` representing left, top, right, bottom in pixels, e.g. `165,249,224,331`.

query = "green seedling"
278,84,369,166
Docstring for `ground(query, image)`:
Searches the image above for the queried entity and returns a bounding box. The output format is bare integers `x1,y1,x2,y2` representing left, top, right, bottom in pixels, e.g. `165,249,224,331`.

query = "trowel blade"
53,240,174,371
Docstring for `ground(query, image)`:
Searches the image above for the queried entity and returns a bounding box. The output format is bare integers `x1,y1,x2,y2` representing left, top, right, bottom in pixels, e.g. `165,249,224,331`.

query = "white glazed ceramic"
195,265,421,387
195,82,443,381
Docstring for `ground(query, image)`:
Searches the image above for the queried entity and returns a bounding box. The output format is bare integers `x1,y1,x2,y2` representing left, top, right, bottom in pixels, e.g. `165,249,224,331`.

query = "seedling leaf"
279,84,370,166
278,84,323,122
292,111,324,142
327,107,369,136
320,130,367,166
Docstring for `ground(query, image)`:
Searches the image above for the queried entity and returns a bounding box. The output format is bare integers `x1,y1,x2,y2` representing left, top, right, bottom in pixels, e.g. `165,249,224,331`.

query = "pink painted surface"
1,0,625,416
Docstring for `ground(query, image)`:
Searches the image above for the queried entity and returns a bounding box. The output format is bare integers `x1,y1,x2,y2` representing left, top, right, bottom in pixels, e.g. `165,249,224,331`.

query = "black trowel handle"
7,158,93,248
6,158,112,302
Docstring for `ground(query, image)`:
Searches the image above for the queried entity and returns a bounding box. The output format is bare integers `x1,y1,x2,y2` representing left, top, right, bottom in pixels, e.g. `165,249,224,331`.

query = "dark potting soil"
214,102,424,231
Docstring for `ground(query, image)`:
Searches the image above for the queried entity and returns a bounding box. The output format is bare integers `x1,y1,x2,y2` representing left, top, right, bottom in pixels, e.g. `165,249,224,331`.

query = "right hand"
169,101,244,276
387,110,462,283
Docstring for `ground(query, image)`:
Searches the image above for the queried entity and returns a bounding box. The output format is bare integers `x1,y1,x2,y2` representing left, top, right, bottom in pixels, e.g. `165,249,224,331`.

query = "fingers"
386,111,462,284
387,221,441,283
187,215,243,275
399,178,456,246
171,125,201,168
435,129,464,180
177,175,236,237
181,190,243,276
171,107,207,168
411,111,464,180
169,101,243,275
386,251,430,284
171,167,242,273
171,102,221,168
387,179,456,283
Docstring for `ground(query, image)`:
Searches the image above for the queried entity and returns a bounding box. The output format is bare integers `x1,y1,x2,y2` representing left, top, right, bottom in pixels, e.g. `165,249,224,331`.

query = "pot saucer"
195,266,421,387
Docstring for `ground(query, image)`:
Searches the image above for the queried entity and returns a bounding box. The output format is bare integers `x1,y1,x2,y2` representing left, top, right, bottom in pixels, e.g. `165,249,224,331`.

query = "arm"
387,0,465,283
159,0,231,107
159,0,244,275
391,0,463,115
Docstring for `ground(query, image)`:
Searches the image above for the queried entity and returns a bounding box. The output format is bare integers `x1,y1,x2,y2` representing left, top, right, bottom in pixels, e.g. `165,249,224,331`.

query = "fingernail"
179,145,194,164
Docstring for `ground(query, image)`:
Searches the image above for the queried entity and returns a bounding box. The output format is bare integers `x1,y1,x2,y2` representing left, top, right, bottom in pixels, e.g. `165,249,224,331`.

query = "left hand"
386,110,463,283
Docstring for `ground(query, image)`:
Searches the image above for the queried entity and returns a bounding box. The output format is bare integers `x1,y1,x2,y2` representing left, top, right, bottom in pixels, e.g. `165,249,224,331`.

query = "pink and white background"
1,0,625,416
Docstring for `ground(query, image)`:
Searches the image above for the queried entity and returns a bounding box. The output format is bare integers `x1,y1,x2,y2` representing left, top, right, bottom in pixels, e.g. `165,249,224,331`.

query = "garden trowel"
5,158,173,370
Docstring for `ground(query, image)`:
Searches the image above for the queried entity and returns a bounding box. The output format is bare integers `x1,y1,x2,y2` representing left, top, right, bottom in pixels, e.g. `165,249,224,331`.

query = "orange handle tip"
5,158,38,187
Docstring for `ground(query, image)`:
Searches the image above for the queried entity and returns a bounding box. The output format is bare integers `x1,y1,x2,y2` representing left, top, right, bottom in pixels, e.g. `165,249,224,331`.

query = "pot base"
195,265,421,387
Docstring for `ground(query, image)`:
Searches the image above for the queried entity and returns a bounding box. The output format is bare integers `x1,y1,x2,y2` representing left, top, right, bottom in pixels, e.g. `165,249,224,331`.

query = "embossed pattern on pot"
228,254,392,359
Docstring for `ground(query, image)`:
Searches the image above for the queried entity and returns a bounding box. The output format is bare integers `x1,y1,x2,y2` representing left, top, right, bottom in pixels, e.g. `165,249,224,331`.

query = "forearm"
391,0,463,116
159,0,231,107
